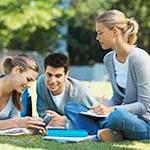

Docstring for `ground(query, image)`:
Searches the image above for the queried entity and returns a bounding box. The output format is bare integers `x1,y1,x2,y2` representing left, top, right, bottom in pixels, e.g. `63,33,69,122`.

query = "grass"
0,135,150,150
0,81,150,150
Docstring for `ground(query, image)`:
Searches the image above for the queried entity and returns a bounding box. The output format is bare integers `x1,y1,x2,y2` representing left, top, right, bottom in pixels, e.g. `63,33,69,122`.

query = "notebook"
47,129,88,137
79,110,109,118
43,134,97,143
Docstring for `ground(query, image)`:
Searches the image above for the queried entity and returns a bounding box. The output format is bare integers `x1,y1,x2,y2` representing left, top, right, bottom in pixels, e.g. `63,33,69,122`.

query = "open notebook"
0,128,33,136
80,110,109,118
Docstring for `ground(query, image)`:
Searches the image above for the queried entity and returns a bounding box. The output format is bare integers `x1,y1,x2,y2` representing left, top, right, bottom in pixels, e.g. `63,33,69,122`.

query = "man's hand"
46,110,67,127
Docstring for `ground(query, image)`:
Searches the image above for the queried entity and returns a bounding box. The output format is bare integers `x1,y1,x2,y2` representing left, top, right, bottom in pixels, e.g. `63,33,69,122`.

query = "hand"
15,116,45,133
46,110,67,127
91,104,113,115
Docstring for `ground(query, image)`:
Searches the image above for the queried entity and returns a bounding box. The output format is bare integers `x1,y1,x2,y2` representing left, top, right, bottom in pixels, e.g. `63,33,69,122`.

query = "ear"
66,71,69,76
112,27,118,35
11,66,20,74
112,27,121,37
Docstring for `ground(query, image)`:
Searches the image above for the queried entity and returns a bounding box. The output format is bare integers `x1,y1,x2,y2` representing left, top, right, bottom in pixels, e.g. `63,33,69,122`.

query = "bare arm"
0,117,45,130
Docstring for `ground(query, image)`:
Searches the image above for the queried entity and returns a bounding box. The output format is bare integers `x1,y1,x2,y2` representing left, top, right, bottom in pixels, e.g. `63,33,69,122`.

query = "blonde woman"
0,54,45,131
65,10,150,142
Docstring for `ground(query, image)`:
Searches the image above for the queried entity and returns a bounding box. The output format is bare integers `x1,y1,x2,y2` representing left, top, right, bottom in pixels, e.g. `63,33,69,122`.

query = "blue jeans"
65,101,100,135
65,101,150,140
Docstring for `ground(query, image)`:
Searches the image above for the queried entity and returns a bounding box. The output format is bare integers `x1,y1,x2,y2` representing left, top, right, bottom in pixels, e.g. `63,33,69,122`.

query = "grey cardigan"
36,75,97,118
104,47,150,121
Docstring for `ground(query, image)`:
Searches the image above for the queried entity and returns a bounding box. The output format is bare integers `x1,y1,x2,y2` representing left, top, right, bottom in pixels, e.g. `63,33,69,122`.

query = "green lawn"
0,135,150,150
0,81,150,150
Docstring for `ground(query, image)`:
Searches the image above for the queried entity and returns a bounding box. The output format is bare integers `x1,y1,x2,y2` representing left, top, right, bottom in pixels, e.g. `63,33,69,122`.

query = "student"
0,54,45,131
36,53,98,128
65,10,150,142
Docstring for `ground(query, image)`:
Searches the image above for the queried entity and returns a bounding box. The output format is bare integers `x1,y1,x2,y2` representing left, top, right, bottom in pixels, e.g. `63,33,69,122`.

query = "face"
96,23,115,49
13,68,38,93
45,66,67,95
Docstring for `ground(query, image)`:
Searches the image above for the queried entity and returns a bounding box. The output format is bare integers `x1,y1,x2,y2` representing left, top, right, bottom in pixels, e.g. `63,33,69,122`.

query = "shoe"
97,128,123,142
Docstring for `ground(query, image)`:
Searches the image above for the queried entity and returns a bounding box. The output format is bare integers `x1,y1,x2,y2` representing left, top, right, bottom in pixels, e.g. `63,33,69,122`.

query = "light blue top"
36,75,98,118
104,47,150,121
0,96,19,120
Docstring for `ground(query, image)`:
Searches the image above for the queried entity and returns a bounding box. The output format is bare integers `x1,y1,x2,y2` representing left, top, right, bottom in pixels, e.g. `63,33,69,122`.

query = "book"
46,129,88,137
46,126,65,130
43,134,96,143
79,110,109,118
0,128,33,136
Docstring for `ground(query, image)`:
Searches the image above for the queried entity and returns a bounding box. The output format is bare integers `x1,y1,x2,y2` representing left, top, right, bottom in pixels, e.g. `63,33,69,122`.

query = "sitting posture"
65,10,150,142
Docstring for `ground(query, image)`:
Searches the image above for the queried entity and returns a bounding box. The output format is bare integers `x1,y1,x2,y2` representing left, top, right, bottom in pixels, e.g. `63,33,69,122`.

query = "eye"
26,78,32,82
47,73,52,77
55,74,63,78
98,32,103,36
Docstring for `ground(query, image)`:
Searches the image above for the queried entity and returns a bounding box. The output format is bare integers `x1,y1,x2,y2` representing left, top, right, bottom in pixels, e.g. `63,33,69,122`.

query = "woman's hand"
91,104,114,115
15,116,45,133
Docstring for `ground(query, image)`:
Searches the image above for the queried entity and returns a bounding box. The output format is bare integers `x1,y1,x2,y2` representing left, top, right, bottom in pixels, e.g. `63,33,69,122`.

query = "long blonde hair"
1,54,39,111
96,10,139,45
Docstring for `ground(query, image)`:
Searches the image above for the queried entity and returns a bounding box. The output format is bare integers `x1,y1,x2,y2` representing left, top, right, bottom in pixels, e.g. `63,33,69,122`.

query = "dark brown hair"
44,53,70,74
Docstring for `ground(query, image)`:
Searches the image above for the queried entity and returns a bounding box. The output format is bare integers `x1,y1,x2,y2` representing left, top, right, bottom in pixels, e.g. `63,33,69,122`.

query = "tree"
0,0,74,52
68,0,150,65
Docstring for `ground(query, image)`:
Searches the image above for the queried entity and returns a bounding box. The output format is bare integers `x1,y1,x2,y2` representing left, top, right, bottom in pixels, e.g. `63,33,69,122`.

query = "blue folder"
47,129,88,137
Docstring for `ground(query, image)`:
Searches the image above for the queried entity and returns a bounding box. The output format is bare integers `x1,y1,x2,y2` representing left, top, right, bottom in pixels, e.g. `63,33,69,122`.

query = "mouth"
48,84,58,90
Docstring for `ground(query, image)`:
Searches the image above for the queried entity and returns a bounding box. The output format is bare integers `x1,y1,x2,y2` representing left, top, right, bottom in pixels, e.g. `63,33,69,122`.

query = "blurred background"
0,0,150,81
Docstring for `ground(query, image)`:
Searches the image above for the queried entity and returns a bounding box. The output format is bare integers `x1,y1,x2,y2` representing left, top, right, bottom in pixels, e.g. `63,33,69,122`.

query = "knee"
108,108,128,124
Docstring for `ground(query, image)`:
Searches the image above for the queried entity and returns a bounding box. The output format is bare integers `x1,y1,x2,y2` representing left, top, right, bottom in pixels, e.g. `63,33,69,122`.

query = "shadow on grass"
0,135,149,150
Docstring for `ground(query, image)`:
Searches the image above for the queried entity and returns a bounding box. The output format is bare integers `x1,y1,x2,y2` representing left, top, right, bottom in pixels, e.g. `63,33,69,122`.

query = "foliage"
68,0,150,65
68,0,115,65
0,0,75,52
112,0,150,50
0,0,149,65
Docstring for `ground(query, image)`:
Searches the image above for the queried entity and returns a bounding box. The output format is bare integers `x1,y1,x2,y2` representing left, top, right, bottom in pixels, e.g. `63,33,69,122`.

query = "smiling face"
45,66,68,95
96,23,115,50
13,68,38,93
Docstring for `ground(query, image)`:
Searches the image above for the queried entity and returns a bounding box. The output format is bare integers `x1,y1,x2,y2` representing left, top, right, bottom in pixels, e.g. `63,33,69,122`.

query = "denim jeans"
65,101,150,140
65,101,100,135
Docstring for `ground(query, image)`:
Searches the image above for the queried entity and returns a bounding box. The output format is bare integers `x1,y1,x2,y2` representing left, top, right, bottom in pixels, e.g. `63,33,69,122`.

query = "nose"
51,76,57,83
96,34,99,40
26,82,31,88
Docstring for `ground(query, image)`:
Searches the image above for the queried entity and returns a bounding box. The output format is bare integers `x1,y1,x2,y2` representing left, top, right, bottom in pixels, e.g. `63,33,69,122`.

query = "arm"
36,86,51,118
108,87,124,106
0,117,45,130
36,75,49,118
114,51,150,115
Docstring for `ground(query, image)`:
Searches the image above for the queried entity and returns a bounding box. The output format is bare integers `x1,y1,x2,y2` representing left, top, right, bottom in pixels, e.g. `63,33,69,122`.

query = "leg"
65,100,100,135
102,108,150,140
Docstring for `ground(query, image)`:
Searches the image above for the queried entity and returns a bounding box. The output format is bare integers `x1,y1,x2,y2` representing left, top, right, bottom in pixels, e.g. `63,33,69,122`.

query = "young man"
36,53,97,127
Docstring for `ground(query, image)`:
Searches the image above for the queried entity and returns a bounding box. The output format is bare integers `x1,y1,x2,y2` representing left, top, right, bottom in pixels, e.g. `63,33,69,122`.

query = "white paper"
43,135,96,143
79,110,109,118
0,128,33,136
46,126,65,130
